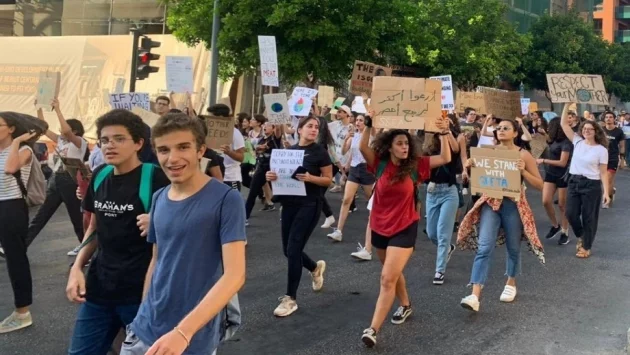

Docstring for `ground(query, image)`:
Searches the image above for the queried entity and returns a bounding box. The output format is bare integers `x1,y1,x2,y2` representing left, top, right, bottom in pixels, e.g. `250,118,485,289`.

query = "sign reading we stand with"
470,147,521,201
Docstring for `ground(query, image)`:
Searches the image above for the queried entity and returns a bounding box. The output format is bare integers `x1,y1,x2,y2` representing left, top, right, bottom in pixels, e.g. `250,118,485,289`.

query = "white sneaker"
460,294,480,312
327,229,343,242
321,216,336,228
273,296,298,317
311,260,326,291
499,285,517,303
330,185,341,193
0,247,5,258
351,244,372,261
0,311,32,334
67,245,81,256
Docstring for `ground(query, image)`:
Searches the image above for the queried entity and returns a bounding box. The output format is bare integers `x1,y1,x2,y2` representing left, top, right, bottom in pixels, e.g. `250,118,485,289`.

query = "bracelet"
439,132,449,136
174,326,191,347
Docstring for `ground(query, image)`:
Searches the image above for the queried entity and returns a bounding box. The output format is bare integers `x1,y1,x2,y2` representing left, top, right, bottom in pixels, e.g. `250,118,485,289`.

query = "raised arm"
429,118,452,169
560,103,576,142
359,122,376,167
481,115,494,137
52,99,84,149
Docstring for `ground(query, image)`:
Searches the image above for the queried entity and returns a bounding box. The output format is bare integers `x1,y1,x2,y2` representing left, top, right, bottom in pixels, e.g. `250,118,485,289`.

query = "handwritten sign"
166,56,194,93
263,93,291,124
291,87,318,99
429,75,455,111
352,96,367,114
521,98,531,115
530,134,548,159
109,93,150,111
203,116,234,150
258,36,279,87
350,60,392,95
329,97,346,114
318,86,334,108
470,147,521,201
529,102,539,113
131,107,161,128
36,71,61,111
270,149,306,196
484,90,522,119
371,77,441,130
456,92,487,114
546,74,608,105
288,95,312,116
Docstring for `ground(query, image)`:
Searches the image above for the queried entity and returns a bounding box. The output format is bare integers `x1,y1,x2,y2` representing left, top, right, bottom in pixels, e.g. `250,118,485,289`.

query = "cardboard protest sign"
521,98,531,115
291,87,318,99
546,74,608,105
203,116,234,150
166,56,194,93
470,147,521,201
350,60,392,95
131,107,161,128
36,71,61,111
352,96,367,114
258,36,279,87
484,90,522,119
529,134,548,159
318,86,335,108
109,93,150,111
529,102,539,113
456,92,487,114
288,96,312,116
263,93,291,124
429,75,455,111
59,157,90,184
270,149,306,196
371,77,441,130
329,97,346,114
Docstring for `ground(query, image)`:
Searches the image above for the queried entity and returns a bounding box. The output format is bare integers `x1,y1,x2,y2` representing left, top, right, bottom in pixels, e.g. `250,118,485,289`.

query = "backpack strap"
139,163,155,213
93,165,114,192
376,159,388,179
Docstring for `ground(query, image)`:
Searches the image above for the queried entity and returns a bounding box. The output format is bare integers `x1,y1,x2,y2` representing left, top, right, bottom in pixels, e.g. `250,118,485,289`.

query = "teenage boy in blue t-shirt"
122,113,246,355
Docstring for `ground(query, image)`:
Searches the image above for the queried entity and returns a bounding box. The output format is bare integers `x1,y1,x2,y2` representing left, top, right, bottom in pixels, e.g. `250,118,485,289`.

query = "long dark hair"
235,112,250,135
316,116,334,148
0,111,48,146
547,117,567,143
578,120,609,149
371,129,417,183
493,118,526,148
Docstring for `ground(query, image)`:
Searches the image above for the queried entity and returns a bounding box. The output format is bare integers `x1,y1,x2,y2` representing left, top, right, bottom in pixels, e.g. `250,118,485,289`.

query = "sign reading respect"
546,74,608,105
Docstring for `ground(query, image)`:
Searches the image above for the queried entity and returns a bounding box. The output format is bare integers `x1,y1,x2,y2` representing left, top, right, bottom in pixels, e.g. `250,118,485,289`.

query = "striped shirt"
0,145,32,201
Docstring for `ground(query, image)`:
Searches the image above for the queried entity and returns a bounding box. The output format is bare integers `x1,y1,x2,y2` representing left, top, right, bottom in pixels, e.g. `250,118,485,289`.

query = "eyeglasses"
99,136,132,146
0,124,7,127
495,126,513,132
582,128,595,132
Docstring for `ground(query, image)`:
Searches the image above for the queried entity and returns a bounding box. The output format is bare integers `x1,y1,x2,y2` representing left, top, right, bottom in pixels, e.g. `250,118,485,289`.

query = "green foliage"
404,0,530,91
606,43,630,102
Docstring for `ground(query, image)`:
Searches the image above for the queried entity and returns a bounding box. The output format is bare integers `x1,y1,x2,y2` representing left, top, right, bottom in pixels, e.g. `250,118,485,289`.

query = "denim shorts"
348,163,376,185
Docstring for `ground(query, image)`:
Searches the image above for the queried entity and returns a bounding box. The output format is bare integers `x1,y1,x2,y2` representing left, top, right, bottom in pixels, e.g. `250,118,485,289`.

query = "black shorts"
348,163,376,185
371,221,418,250
608,160,619,172
544,172,568,189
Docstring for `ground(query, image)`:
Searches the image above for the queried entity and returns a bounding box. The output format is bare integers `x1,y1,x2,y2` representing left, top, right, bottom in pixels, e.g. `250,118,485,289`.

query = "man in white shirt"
208,104,245,190
328,105,352,192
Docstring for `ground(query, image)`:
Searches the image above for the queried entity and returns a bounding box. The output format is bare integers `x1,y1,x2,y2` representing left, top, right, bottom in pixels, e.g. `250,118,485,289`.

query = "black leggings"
0,199,32,308
245,166,269,219
281,201,320,299
566,175,602,250
27,172,84,247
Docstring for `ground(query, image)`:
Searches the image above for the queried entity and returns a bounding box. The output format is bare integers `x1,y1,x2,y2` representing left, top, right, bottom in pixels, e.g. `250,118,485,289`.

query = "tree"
403,0,530,91
165,0,415,86
606,43,630,102
521,10,611,108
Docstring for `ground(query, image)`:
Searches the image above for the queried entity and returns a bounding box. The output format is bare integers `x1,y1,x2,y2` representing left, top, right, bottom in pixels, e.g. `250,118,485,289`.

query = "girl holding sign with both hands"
458,117,544,313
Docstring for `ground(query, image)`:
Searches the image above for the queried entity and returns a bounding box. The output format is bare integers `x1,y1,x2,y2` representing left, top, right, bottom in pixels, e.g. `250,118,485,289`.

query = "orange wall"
594,0,618,42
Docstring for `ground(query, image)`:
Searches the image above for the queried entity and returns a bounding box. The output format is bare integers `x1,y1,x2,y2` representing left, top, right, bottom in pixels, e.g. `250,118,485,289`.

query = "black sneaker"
391,305,412,325
433,272,445,285
361,328,377,348
558,233,570,245
544,226,561,239
260,204,275,212
453,222,460,233
447,244,456,263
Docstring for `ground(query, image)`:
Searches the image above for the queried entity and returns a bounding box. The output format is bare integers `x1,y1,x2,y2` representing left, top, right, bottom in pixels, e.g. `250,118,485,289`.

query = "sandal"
576,238,583,253
576,247,591,258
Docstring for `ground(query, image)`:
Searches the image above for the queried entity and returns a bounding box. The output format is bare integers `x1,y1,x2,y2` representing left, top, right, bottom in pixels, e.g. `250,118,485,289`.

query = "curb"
627,327,630,355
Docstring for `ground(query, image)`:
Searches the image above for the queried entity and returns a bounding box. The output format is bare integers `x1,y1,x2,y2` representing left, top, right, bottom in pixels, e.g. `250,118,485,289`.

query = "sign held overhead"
546,74,608,106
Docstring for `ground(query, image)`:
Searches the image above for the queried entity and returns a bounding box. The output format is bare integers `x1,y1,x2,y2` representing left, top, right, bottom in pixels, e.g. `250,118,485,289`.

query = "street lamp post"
208,0,220,108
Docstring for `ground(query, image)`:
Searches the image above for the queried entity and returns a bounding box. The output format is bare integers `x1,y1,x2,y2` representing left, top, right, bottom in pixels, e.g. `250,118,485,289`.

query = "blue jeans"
470,199,522,285
425,184,459,273
68,301,140,355
625,139,630,167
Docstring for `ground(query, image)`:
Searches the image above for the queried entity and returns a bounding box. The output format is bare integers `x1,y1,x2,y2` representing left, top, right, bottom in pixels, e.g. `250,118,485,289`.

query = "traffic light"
136,36,161,80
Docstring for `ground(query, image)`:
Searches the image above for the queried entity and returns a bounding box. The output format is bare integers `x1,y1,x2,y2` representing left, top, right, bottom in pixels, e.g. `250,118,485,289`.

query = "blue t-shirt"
131,178,246,354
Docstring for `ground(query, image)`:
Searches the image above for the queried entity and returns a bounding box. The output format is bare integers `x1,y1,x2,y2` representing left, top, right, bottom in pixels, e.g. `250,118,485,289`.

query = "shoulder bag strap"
93,165,114,192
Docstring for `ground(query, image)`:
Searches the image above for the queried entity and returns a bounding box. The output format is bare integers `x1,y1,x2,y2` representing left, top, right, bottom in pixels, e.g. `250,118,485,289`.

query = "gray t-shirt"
131,178,246,354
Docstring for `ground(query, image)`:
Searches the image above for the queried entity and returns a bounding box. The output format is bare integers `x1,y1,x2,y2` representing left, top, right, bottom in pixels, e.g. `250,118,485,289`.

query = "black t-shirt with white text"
545,139,573,177
82,164,170,305
604,127,624,161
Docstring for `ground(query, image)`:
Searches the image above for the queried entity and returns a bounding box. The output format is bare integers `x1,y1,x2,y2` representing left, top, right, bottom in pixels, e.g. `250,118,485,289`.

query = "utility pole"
130,28,142,92
208,0,220,108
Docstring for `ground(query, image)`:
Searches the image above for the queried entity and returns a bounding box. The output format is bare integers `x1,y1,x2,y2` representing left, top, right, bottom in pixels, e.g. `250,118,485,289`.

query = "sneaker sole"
327,236,342,242
460,302,479,312
361,334,376,348
390,311,412,325
351,253,372,261
0,321,32,334
559,239,570,245
274,305,298,317
500,297,516,303
545,230,560,239
433,280,444,285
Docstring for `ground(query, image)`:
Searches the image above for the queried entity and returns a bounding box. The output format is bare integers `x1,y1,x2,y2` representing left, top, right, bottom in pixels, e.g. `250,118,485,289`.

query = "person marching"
459,118,544,313
560,104,611,258
266,116,332,318
602,111,624,207
360,114,451,348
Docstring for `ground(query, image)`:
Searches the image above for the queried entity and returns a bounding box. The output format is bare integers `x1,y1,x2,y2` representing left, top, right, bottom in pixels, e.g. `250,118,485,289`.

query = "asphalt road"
2,172,630,355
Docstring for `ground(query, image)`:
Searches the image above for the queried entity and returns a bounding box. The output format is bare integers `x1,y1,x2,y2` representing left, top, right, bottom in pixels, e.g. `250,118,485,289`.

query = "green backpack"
79,163,156,247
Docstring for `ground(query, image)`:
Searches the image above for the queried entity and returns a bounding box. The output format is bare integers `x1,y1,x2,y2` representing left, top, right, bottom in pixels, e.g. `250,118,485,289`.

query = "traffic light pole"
129,29,142,93
208,0,220,107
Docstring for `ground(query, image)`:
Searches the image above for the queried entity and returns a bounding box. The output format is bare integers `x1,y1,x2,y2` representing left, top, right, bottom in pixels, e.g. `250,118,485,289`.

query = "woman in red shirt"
359,114,451,348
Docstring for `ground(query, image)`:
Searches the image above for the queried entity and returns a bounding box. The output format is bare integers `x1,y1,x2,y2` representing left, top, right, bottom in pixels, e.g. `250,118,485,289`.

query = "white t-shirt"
53,137,87,172
329,120,351,166
0,146,32,201
569,135,608,180
350,133,371,167
223,127,246,182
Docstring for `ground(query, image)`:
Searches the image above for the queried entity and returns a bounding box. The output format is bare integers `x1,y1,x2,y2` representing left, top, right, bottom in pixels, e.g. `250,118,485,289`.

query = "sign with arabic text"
371,77,441,130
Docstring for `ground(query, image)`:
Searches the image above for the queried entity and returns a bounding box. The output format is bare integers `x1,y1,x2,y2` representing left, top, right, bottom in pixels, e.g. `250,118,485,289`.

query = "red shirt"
368,156,430,237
